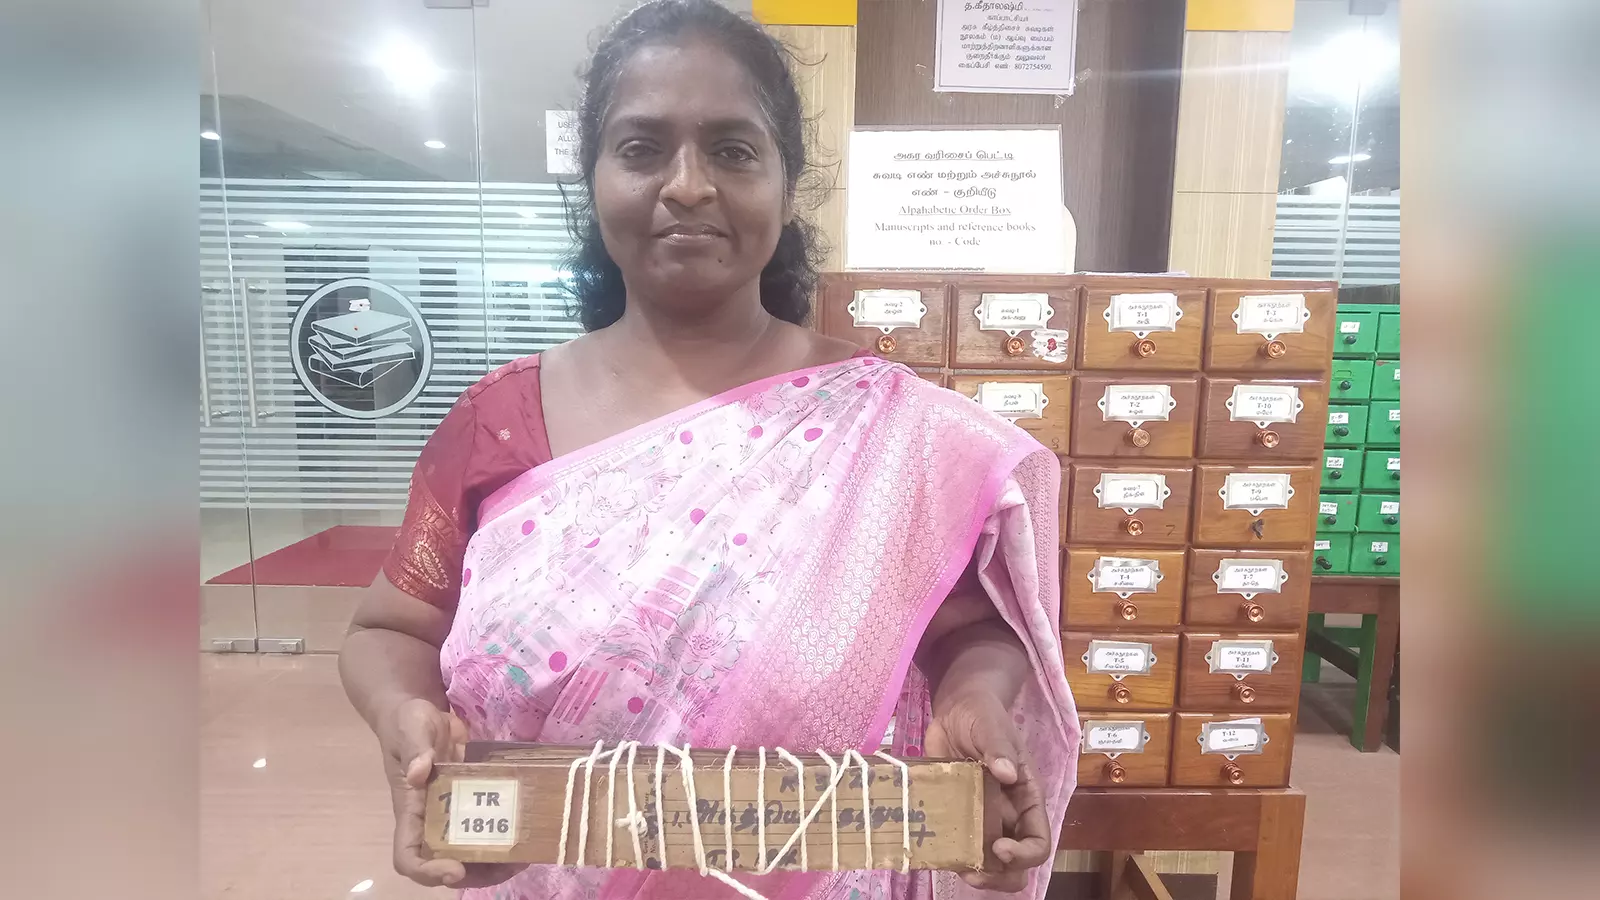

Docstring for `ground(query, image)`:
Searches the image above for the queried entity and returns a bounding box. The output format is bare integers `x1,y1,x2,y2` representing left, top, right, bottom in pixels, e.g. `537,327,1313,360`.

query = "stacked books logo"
289,278,434,419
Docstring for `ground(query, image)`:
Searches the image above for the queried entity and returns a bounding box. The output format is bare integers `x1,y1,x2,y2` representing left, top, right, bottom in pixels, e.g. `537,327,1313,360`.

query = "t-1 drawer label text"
1227,384,1304,427
1199,719,1268,758
446,778,520,847
1206,639,1280,678
849,289,927,332
976,293,1053,335
1213,559,1288,599
1089,557,1162,598
975,382,1048,420
1095,473,1171,513
1221,473,1294,515
1082,720,1149,756
1083,640,1155,678
1105,292,1181,337
1233,294,1310,338
1100,384,1176,426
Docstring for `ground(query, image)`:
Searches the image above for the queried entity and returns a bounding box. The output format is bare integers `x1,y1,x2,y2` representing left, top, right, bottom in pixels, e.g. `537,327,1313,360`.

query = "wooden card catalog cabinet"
1063,548,1185,628
1185,549,1312,629
1061,631,1179,711
818,275,949,367
948,375,1072,454
1171,713,1294,787
1077,713,1172,787
951,284,1078,369
1068,464,1194,547
1197,378,1329,459
1078,287,1206,370
1192,465,1317,547
1071,377,1199,459
1205,289,1336,374
1178,632,1304,712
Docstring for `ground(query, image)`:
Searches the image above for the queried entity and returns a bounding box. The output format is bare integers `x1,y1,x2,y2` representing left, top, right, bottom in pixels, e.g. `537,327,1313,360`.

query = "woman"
340,2,1077,898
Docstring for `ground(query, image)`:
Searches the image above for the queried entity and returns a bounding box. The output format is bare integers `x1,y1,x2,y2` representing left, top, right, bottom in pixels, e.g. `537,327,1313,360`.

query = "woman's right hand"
381,697,527,889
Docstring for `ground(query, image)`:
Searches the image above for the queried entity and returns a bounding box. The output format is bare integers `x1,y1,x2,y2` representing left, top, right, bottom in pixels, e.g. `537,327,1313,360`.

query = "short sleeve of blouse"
383,398,481,608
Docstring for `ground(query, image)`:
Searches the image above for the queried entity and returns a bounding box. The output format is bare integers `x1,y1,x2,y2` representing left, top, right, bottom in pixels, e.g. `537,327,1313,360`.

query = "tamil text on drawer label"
1314,540,1331,550
1200,718,1267,756
1319,501,1339,515
1213,559,1288,598
1100,384,1176,425
1389,407,1401,421
1226,384,1303,427
1233,294,1311,337
1206,639,1280,676
1329,411,1349,424
975,381,1048,419
976,292,1054,333
1221,472,1294,514
1388,456,1400,470
1083,640,1156,676
1370,540,1390,553
1083,720,1150,755
1105,292,1182,336
1325,455,1344,469
1340,320,1361,333
1095,473,1171,513
1089,557,1163,597
849,289,927,330
1382,500,1400,514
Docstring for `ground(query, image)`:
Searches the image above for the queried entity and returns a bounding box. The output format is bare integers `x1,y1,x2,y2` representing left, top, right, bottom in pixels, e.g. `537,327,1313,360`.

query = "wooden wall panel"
853,0,1186,273
771,24,858,271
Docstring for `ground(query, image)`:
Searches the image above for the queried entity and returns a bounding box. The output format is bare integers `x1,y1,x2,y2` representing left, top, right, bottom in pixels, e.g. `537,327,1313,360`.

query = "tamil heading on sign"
935,0,1080,95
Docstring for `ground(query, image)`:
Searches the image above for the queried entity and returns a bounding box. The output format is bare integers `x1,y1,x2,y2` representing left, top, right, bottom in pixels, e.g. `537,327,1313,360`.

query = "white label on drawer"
1329,411,1350,424
1392,367,1401,381
1314,540,1331,550
1371,541,1390,553
1340,320,1362,333
1319,501,1339,515
1089,557,1163,598
1206,639,1279,678
1099,384,1176,427
1105,292,1182,337
1213,559,1288,599
1380,501,1400,514
1226,384,1304,428
1388,408,1401,421
1094,473,1172,514
976,293,1053,335
1325,456,1345,470
1083,720,1149,757
1387,457,1400,471
1083,640,1155,678
975,382,1048,420
1200,719,1268,758
1233,294,1310,338
1031,328,1071,363
1221,473,1294,515
849,289,927,333
447,778,520,846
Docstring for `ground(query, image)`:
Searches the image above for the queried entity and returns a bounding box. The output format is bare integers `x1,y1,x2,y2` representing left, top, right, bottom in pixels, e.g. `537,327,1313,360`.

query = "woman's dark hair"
562,0,823,332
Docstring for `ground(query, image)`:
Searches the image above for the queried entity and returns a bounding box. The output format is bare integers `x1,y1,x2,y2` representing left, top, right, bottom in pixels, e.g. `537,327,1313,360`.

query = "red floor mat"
207,525,397,587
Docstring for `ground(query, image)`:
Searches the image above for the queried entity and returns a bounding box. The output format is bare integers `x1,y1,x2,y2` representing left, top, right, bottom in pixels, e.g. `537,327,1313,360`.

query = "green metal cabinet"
1367,400,1400,446
1335,310,1379,357
1318,492,1358,532
1376,311,1401,358
1325,404,1369,448
1314,534,1353,574
1355,493,1400,533
1329,358,1375,402
1322,449,1363,490
1370,358,1399,401
1362,450,1400,490
1349,535,1399,575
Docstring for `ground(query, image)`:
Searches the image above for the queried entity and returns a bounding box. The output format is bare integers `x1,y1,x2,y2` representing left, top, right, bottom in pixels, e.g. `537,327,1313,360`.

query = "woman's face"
593,36,788,315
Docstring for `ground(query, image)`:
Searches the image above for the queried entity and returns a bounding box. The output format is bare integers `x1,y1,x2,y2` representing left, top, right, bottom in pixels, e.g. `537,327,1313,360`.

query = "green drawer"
1322,449,1363,490
1329,358,1375,402
1362,449,1400,490
1349,535,1399,575
1317,492,1358,532
1314,534,1352,574
1356,493,1400,532
1376,311,1400,358
1325,403,1370,448
1370,358,1399,401
1335,310,1378,357
1367,400,1400,446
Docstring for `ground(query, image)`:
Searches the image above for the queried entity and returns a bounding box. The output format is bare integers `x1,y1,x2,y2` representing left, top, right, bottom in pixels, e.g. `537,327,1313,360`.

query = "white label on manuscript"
1226,385,1303,427
447,778,520,847
1233,294,1310,338
1089,557,1162,597
1207,639,1279,676
1381,501,1400,515
1340,320,1362,333
1200,719,1267,756
975,382,1048,420
1084,640,1155,676
1319,502,1339,515
1094,473,1171,514
1105,292,1181,336
1221,473,1294,515
849,289,927,332
1083,721,1148,755
1329,411,1350,424
1100,384,1176,426
1387,457,1401,471
1213,559,1287,599
976,293,1053,334
1371,541,1390,553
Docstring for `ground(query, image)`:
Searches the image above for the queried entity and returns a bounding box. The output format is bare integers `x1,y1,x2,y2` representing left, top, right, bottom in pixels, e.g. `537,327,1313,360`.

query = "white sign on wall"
845,129,1071,272
545,110,579,176
935,0,1080,95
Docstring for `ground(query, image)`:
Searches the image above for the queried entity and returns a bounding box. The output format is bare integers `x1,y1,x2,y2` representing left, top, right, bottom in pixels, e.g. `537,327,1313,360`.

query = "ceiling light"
200,130,221,141
424,139,446,149
262,221,309,230
252,758,267,769
1297,30,1398,103
350,880,374,893
1329,153,1373,165
375,40,444,94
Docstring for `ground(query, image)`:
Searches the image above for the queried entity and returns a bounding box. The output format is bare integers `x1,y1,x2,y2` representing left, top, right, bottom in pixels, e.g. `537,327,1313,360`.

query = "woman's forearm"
339,624,449,741
924,618,1031,713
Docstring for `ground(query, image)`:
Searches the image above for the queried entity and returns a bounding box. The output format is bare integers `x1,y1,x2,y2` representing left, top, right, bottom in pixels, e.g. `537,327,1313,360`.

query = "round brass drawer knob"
1134,338,1158,358
1234,682,1257,703
1116,600,1138,621
1124,518,1144,537
1004,336,1026,357
1262,339,1287,359
1105,761,1128,784
1256,429,1281,449
1111,683,1132,704
1242,602,1265,623
875,334,898,355
1223,762,1247,785
1126,427,1152,448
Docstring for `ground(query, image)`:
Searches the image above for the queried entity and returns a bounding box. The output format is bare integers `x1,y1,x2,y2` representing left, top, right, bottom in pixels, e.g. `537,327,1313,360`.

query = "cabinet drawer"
1062,631,1179,711
1068,464,1194,547
1324,404,1369,448
1367,400,1400,446
1064,548,1185,629
1376,311,1400,358
1314,534,1352,574
1197,378,1330,459
1316,492,1357,532
1192,465,1319,547
1349,536,1399,575
1205,288,1336,374
1058,457,1070,546
1370,358,1400,401
1322,449,1363,490
1334,310,1377,357
949,375,1072,454
1330,358,1375,402
1184,550,1311,630
917,370,947,388
951,285,1078,369
1356,493,1400,533
818,275,949,367
1362,449,1400,490
1071,377,1199,459
1077,713,1172,787
1178,632,1303,712
1171,713,1294,788
1078,287,1206,371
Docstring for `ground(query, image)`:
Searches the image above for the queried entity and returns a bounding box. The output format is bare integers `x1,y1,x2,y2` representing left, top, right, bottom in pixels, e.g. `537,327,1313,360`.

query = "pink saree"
440,355,1078,900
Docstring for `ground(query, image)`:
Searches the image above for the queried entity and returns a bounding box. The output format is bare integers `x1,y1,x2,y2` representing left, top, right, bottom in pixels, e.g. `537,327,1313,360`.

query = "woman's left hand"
925,685,1053,893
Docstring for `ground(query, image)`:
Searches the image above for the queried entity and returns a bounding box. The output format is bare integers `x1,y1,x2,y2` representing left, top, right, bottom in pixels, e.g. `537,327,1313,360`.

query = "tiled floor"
200,655,1397,900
